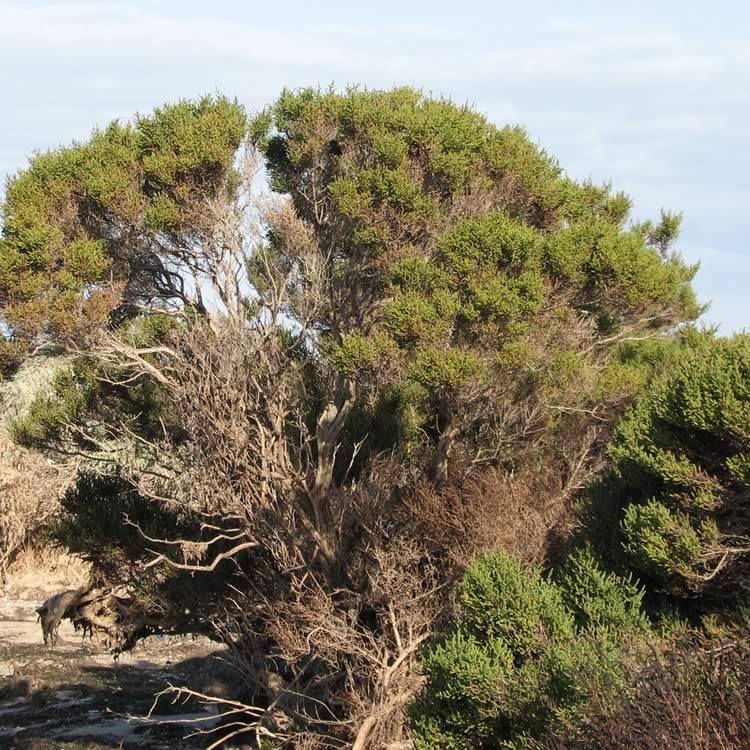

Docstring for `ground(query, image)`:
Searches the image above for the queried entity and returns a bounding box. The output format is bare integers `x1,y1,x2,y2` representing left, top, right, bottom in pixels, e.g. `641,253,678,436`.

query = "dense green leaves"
459,554,574,656
254,86,699,480
9,315,176,451
584,333,750,596
559,547,648,633
412,552,648,748
0,95,246,370
53,472,190,583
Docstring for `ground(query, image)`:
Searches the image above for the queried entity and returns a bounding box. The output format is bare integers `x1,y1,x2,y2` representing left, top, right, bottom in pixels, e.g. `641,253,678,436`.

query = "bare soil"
0,580,235,750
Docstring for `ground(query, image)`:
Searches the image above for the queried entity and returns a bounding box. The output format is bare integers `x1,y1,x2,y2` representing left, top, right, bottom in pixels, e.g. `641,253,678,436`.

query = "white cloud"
2,4,747,87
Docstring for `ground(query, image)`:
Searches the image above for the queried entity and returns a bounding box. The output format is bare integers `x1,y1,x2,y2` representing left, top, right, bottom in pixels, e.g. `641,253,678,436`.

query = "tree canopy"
1,87,725,749
252,87,699,480
0,95,245,370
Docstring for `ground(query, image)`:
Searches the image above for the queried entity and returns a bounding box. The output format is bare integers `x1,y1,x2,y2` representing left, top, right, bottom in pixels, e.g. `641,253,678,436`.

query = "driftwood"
36,588,86,647
36,585,212,655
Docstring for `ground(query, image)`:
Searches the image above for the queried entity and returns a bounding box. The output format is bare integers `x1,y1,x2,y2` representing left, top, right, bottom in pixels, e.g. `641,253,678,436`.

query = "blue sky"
1,1,747,331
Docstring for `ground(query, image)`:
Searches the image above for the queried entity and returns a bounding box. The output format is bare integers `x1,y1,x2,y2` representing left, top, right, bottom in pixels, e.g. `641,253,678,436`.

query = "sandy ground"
0,576,238,750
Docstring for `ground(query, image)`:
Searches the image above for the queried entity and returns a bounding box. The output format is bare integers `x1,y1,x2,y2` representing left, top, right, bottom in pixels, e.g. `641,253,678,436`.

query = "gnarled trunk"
431,403,459,486
305,374,356,564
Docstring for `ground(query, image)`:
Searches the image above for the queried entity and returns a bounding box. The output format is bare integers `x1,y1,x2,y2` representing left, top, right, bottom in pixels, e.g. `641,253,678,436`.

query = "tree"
2,87,700,747
254,87,699,482
0,95,246,373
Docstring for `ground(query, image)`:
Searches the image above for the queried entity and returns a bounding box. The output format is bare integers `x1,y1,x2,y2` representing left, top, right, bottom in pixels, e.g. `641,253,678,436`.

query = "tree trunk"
306,374,356,561
431,403,459,486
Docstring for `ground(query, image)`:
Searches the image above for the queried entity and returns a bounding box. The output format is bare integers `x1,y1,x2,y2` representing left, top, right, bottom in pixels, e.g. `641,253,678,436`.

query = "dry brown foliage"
542,633,750,750
3,547,89,595
0,359,73,581
0,437,58,581
406,467,573,570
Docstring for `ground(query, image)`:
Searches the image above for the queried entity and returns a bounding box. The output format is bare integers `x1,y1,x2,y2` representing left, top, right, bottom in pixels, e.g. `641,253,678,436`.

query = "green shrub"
411,551,649,748
53,471,193,585
582,333,750,598
459,554,574,656
559,547,648,633
9,316,177,453
254,86,699,485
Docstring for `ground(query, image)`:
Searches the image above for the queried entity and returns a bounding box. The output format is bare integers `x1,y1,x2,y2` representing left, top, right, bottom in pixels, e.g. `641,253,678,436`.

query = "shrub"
0,359,73,582
411,551,649,748
541,631,750,750
558,547,648,633
582,333,750,598
0,96,245,371
52,471,191,585
0,434,66,582
1,87,702,746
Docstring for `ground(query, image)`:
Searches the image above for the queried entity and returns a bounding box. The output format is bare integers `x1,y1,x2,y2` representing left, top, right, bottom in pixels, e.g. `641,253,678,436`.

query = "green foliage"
137,96,245,194
582,332,750,597
258,86,561,211
327,332,395,377
411,348,485,390
415,629,514,746
559,547,648,633
592,331,700,405
10,317,175,451
53,472,191,581
255,86,699,479
638,209,684,256
0,95,245,369
459,554,574,656
52,471,253,618
621,500,708,580
9,364,96,447
412,552,649,748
